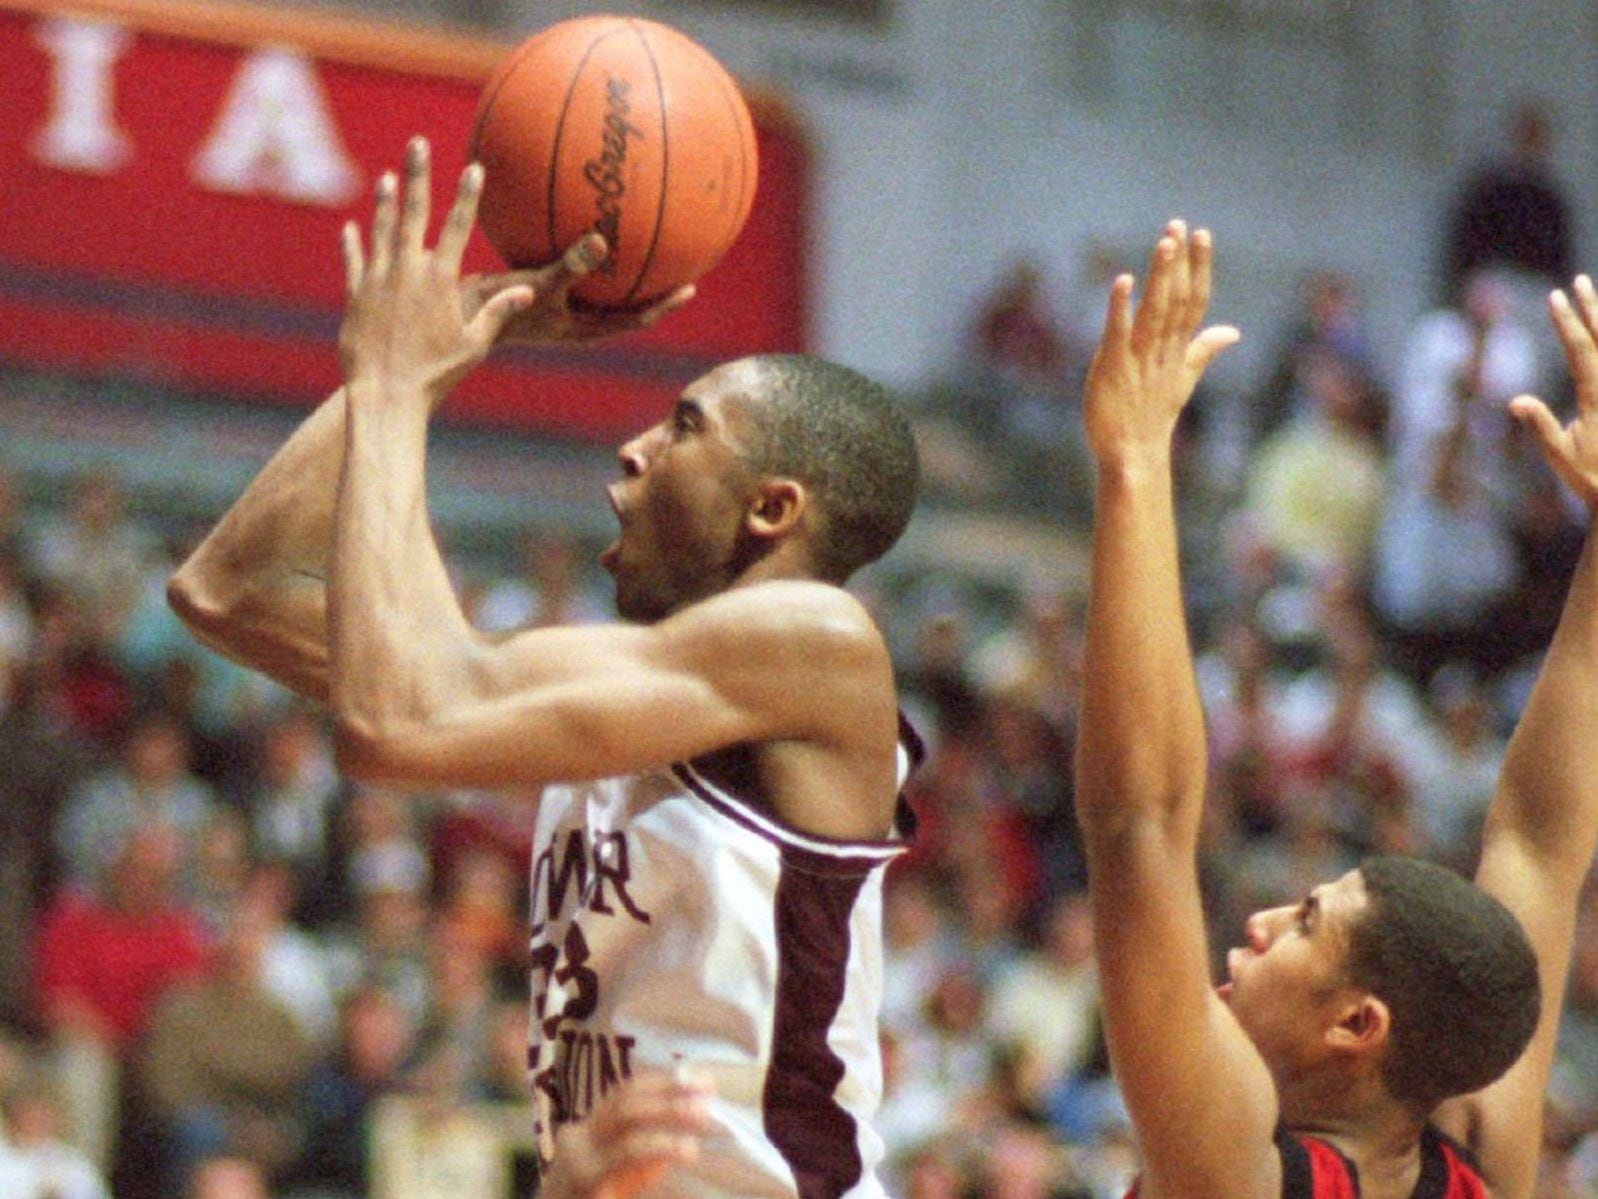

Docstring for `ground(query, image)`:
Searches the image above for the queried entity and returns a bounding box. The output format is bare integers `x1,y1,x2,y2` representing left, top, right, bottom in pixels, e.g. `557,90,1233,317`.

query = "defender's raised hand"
1511,274,1598,511
1083,220,1239,470
338,136,533,405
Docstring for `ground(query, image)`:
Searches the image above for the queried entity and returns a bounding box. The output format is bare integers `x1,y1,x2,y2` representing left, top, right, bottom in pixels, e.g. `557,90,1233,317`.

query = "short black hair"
1347,855,1540,1112
740,354,919,583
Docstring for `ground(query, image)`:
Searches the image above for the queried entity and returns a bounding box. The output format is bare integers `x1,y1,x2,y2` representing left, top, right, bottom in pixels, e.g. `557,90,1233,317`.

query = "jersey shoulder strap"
1277,1127,1360,1199
1415,1125,1487,1199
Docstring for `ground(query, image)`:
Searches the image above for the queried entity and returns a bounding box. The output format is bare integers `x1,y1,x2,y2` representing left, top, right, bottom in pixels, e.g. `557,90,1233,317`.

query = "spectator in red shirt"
33,825,211,1172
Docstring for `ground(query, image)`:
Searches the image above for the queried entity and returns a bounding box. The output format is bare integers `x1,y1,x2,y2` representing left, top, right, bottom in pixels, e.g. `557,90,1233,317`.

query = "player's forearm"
167,389,349,702
1075,456,1209,841
1487,518,1598,885
328,380,476,764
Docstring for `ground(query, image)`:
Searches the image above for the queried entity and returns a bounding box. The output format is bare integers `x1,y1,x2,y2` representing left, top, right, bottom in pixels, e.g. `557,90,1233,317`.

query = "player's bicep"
1088,818,1280,1199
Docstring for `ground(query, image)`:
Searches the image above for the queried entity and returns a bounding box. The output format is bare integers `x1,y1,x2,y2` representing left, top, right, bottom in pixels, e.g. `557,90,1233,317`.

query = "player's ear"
1327,993,1390,1057
745,478,806,540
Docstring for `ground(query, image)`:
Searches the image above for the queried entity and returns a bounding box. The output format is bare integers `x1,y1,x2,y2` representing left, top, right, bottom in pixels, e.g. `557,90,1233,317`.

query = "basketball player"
1075,220,1598,1199
169,136,920,1199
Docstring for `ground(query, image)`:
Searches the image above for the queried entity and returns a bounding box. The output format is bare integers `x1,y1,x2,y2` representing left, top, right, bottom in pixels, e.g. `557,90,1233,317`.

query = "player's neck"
1281,1074,1430,1183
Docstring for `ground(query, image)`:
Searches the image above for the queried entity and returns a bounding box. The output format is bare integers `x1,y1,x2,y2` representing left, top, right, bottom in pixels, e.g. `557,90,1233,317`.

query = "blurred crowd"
2,99,1597,1199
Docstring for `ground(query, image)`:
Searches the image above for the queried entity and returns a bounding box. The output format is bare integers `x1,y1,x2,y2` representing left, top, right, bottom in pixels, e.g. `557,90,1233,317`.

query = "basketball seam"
548,26,628,267
622,18,670,308
468,31,552,169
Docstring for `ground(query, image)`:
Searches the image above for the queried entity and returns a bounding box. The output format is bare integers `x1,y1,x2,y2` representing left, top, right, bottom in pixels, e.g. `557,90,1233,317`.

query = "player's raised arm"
1435,276,1598,1195
166,155,688,704
1074,224,1279,1198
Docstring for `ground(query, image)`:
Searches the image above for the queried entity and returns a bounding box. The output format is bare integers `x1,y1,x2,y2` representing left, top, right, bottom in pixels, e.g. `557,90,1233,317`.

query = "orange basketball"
469,16,759,309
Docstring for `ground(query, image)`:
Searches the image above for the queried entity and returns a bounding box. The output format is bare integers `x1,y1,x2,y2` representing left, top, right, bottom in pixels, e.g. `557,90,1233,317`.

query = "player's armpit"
332,579,898,802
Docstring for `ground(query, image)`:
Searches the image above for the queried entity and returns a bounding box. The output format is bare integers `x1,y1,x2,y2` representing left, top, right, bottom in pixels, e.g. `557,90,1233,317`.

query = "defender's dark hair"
1347,855,1540,1113
740,354,919,583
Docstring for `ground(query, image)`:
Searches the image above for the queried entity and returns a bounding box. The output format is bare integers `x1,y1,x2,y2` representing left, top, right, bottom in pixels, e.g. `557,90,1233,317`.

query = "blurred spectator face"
884,875,944,952
904,1147,964,1199
1304,352,1366,430
343,987,413,1084
925,971,985,1037
109,826,182,911
1306,272,1353,333
217,902,271,985
346,785,410,847
187,1156,270,1199
982,1124,1054,1199
487,1000,532,1096
1043,894,1095,970
1,1084,64,1146
261,709,319,784
196,810,251,897
125,714,189,788
1462,272,1513,328
70,474,122,537
429,919,491,1008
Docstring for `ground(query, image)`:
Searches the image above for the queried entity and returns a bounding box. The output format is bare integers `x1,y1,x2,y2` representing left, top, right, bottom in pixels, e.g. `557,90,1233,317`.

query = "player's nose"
617,428,654,477
1244,907,1284,952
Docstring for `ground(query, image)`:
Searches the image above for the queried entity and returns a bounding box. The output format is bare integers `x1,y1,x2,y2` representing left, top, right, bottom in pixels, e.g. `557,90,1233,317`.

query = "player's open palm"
1511,274,1598,512
338,136,532,404
1083,220,1238,470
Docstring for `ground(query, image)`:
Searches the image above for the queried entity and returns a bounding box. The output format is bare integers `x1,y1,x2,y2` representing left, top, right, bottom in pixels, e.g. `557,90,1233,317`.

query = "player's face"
603,359,766,622
1220,868,1370,1075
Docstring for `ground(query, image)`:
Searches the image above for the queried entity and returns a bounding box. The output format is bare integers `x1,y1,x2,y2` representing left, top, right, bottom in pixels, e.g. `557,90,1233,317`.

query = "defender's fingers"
1187,324,1242,375
1131,237,1176,352
1549,289,1598,396
1100,273,1135,349
1163,220,1192,340
436,162,484,277
1189,228,1215,329
1574,275,1598,364
1509,394,1567,458
341,221,364,297
369,172,398,275
397,136,432,258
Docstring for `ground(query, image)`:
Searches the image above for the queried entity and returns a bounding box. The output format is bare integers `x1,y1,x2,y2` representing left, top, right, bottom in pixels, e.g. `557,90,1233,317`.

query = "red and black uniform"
1126,1124,1487,1198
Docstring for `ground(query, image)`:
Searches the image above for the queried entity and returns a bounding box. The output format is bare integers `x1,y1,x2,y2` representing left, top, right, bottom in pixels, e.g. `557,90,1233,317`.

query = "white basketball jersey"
527,726,920,1199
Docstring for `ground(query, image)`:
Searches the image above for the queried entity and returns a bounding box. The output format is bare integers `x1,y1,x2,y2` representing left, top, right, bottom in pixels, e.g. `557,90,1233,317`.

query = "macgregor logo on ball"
583,77,643,275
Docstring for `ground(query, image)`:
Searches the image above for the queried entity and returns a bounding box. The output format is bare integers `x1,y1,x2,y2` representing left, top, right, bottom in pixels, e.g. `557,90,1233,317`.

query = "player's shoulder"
671,579,887,659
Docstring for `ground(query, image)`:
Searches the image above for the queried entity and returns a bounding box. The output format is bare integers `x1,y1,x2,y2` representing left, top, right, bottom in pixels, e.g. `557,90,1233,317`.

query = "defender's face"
603,359,766,623
1220,868,1369,1074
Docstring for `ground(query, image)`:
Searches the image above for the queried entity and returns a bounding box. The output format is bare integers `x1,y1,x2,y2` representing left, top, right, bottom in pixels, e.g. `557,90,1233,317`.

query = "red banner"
0,0,809,440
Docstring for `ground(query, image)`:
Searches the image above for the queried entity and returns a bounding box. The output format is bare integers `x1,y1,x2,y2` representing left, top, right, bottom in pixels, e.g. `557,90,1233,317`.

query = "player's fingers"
1187,324,1242,376
436,163,484,278
1131,237,1175,354
397,136,432,260
341,221,364,297
369,172,398,276
467,285,535,348
629,285,697,329
545,233,609,296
